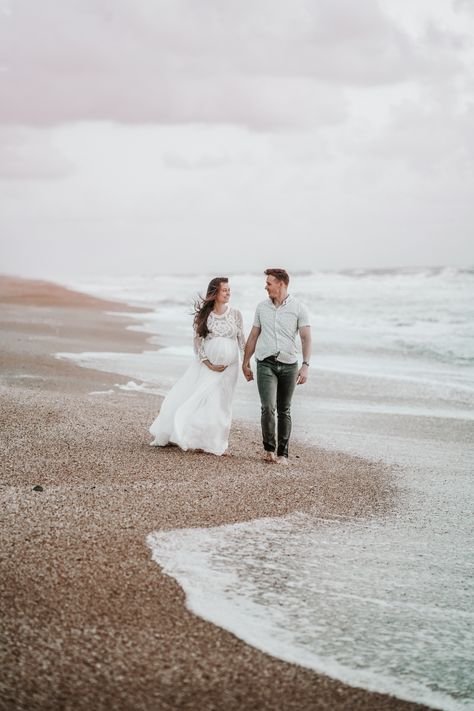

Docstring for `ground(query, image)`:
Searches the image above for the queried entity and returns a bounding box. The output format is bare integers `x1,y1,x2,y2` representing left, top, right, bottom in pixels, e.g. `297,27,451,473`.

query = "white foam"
116,380,160,394
55,350,178,388
157,345,194,357
148,513,474,711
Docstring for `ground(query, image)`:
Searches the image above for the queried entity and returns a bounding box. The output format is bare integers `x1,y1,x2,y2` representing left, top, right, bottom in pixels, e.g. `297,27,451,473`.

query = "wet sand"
0,275,430,711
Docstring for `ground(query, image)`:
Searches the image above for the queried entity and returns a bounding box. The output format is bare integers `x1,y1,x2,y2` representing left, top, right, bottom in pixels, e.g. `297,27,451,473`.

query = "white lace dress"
149,306,245,455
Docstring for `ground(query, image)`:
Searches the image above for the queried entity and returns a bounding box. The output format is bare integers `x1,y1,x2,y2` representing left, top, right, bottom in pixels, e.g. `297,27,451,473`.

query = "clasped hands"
207,359,309,383
242,362,308,384
242,363,254,381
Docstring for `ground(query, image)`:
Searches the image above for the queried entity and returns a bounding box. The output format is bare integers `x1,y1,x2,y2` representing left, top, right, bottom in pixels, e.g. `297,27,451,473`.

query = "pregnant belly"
204,337,239,366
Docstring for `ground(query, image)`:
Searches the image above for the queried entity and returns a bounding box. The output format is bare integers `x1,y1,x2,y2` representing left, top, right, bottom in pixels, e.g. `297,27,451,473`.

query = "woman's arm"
235,309,246,358
193,328,207,362
193,326,227,372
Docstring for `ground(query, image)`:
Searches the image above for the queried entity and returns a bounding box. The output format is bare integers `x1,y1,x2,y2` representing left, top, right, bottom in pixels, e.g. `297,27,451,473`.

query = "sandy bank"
0,275,429,711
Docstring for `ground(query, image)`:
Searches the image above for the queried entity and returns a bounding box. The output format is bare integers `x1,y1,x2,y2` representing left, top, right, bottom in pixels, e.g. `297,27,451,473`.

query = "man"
242,268,311,465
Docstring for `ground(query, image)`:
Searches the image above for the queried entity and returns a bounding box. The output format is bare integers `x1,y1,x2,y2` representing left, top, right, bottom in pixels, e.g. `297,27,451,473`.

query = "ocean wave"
148,503,474,711
64,269,474,370
393,340,474,368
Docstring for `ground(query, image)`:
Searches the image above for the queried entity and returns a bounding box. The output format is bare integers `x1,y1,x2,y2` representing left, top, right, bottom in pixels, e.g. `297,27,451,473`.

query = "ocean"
58,267,474,710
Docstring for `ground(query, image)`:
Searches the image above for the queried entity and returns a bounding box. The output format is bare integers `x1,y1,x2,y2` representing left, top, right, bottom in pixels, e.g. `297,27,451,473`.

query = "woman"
149,277,245,456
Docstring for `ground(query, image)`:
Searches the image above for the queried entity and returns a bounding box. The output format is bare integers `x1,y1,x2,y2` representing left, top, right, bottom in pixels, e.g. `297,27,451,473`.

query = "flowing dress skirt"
149,336,239,456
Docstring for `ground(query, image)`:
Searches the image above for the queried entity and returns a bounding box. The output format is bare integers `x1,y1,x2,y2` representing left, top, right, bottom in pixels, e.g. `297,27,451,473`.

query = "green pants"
256,356,298,458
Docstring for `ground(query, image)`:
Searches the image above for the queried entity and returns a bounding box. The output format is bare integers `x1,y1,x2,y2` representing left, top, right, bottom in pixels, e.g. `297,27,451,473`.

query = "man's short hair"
264,268,289,286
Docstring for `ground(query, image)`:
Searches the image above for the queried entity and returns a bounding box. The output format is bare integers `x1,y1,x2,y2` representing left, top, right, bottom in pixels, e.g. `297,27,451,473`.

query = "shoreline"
0,275,431,711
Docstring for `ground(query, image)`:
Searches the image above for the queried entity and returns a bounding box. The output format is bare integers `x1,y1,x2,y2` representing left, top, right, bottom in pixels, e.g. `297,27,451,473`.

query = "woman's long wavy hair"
193,277,228,338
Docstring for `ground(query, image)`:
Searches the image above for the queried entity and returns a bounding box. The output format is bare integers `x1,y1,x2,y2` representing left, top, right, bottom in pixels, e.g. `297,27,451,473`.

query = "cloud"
453,0,474,16
0,127,73,179
369,101,474,176
0,1,473,278
0,0,467,129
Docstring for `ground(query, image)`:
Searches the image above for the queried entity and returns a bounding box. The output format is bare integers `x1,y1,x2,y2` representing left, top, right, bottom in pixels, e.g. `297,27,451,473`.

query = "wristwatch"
302,361,310,367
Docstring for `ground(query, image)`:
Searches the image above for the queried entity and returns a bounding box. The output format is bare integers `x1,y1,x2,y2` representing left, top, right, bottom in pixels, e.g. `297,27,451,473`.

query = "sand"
0,275,430,711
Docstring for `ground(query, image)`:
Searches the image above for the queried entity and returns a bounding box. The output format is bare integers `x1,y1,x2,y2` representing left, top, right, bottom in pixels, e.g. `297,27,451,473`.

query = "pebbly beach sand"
0,275,431,711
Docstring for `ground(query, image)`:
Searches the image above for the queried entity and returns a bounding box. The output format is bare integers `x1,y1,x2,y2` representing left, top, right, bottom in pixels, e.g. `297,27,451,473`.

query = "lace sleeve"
235,309,246,358
193,326,207,361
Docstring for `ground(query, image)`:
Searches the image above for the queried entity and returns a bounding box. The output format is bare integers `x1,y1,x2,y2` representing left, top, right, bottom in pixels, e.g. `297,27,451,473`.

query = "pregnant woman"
149,277,245,456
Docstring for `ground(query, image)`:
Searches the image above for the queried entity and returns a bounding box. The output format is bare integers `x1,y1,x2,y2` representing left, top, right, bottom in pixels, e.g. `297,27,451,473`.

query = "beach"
0,275,439,710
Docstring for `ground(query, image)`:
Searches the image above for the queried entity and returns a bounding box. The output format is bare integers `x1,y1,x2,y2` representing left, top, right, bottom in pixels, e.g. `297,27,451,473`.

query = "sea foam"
148,509,474,711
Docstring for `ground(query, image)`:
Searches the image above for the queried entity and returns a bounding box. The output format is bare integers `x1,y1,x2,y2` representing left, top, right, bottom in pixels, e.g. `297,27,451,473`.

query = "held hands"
242,361,305,383
203,359,227,373
242,363,254,381
296,363,309,385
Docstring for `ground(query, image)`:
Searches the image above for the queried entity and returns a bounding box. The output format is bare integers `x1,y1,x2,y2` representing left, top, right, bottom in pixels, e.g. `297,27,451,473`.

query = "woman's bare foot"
263,451,276,463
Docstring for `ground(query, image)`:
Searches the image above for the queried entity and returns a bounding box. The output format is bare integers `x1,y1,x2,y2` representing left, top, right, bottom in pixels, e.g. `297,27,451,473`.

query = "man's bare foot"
276,456,289,466
263,451,276,463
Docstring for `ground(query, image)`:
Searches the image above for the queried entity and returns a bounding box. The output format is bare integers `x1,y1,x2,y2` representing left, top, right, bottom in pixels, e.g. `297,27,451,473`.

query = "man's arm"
242,325,261,382
297,326,311,385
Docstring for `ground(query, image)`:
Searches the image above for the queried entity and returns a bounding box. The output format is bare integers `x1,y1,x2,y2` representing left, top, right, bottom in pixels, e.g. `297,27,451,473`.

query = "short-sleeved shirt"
253,295,310,364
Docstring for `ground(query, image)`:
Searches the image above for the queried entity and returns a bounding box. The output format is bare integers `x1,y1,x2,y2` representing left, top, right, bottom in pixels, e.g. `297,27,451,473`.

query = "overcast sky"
1,0,473,278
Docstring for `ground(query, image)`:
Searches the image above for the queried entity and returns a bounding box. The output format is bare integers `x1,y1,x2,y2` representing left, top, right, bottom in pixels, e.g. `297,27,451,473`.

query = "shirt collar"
269,294,291,308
